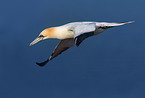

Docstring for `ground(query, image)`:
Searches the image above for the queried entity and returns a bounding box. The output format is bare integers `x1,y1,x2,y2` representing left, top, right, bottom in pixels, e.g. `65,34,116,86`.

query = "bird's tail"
110,21,135,27
118,21,135,25
97,21,134,27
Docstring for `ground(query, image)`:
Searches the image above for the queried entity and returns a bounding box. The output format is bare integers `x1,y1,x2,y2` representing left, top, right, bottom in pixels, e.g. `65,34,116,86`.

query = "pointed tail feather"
99,21,135,27
118,21,135,25
114,21,135,27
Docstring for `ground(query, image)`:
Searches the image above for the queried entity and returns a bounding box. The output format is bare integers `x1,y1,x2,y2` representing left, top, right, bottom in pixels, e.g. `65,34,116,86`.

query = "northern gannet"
30,21,134,66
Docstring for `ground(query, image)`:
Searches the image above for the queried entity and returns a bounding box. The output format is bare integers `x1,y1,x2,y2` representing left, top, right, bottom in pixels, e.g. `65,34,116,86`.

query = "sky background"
0,0,145,98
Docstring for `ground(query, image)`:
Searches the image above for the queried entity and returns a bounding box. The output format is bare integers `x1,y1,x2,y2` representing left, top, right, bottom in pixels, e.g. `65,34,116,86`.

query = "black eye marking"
38,35,44,37
68,29,73,31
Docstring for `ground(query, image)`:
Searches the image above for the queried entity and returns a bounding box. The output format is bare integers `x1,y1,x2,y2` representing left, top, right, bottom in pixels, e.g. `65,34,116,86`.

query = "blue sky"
0,0,145,98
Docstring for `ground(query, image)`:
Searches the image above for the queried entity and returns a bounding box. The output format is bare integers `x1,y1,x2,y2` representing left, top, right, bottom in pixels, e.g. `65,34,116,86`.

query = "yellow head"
29,27,56,46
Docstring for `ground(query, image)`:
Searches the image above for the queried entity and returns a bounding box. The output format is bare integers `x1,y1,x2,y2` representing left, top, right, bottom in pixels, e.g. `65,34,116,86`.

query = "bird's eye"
39,35,44,37
68,29,73,31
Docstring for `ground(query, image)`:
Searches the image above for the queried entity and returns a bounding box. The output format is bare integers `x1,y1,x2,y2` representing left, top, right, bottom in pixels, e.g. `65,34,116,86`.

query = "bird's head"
29,27,56,46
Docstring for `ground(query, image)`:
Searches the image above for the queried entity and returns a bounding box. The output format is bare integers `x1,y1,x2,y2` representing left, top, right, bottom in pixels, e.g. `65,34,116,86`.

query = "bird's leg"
36,59,50,67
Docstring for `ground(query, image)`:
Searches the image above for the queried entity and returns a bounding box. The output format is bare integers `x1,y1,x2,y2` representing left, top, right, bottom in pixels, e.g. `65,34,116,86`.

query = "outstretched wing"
36,38,74,66
73,23,96,38
73,23,96,46
73,21,134,46
75,31,94,47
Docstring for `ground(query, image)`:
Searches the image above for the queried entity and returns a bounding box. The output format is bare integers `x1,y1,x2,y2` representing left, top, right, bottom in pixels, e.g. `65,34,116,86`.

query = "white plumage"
30,21,134,66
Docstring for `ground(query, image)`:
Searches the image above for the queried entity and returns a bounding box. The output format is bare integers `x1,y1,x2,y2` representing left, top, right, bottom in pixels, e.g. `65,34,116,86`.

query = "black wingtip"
36,62,45,67
36,60,49,67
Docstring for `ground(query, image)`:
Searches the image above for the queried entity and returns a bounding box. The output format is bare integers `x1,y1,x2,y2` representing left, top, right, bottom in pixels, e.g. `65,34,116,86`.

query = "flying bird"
30,21,134,66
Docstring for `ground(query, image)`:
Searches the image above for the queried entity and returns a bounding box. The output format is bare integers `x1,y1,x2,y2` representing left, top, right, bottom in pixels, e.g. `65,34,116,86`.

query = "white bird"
30,21,134,66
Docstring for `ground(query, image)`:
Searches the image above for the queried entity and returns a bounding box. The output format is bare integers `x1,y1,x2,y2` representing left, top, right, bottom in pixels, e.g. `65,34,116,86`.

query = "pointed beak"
29,37,43,46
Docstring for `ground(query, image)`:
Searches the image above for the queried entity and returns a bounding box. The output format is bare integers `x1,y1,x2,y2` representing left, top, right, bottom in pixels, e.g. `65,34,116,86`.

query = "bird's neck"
53,26,74,39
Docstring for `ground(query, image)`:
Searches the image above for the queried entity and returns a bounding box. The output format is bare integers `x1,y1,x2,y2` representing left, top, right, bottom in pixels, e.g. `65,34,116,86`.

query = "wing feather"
36,38,74,66
75,31,94,46
72,23,96,46
74,24,96,38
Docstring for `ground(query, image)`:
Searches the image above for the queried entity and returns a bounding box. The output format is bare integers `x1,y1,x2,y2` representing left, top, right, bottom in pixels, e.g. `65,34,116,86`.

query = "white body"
30,21,134,66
